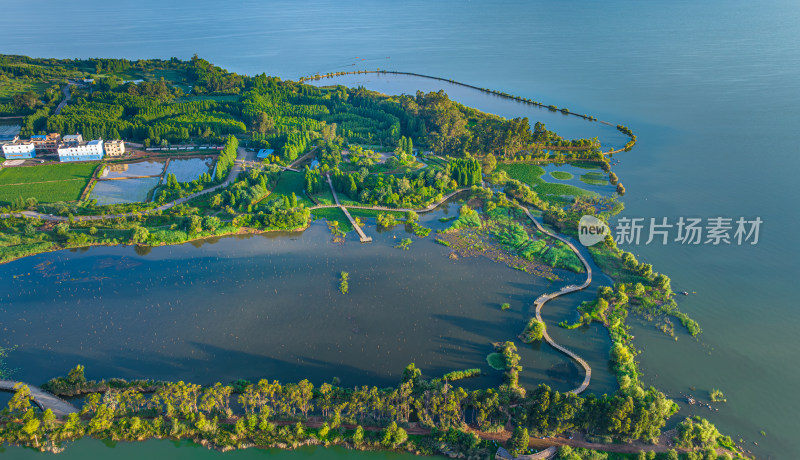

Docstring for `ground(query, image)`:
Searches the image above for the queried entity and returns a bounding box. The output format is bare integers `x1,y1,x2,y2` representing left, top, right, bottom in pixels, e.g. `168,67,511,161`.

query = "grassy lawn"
588,244,651,285
569,160,604,170
498,163,596,198
421,156,449,170
310,187,336,205
347,208,405,219
549,171,573,180
0,78,52,103
0,163,98,204
340,161,424,175
536,182,597,197
496,163,546,186
580,171,609,186
311,207,353,232
269,171,314,207
0,163,98,185
0,180,88,205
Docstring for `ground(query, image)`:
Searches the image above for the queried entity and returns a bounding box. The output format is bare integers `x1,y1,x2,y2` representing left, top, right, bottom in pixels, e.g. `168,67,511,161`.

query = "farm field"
0,162,98,185
0,179,87,205
0,162,98,204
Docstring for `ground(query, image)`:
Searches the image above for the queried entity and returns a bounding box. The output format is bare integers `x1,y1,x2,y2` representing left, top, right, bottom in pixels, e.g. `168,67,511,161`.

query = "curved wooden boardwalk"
0,380,79,417
521,208,593,394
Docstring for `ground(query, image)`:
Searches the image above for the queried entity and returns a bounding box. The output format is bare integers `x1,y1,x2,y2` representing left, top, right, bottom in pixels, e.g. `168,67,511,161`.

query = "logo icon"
578,215,609,246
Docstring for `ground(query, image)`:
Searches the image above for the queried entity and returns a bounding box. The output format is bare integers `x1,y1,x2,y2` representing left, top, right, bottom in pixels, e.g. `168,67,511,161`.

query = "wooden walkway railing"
521,208,593,394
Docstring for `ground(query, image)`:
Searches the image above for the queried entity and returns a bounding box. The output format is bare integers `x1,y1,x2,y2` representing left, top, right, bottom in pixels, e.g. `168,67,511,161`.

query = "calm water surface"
1,0,799,458
0,438,429,460
0,209,614,394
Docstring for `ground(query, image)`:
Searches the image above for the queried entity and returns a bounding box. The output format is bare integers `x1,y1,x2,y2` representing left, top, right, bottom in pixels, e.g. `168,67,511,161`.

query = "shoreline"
0,223,309,266
300,69,637,154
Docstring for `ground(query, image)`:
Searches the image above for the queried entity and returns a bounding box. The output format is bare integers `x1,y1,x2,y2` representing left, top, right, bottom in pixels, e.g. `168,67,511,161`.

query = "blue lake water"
2,0,799,458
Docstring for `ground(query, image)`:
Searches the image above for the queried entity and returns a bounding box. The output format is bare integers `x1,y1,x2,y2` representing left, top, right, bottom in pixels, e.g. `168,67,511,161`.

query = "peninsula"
0,54,742,459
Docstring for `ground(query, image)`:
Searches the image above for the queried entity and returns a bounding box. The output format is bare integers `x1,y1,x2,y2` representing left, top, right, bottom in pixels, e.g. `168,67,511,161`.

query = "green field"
420,155,449,170
0,180,88,205
535,182,597,197
588,244,652,285
497,163,596,197
580,171,609,186
309,187,336,205
496,163,546,186
268,171,314,207
549,170,574,180
311,207,353,232
0,163,97,204
0,77,52,103
0,163,98,185
347,208,405,219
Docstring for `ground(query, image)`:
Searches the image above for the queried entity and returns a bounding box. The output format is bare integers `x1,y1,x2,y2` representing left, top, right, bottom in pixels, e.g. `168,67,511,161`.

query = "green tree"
131,226,149,243
67,365,87,386
508,425,529,456
251,112,275,134
380,421,408,448
21,409,41,446
202,216,220,232
55,222,69,237
8,384,32,413
13,91,40,110
401,363,422,385
482,153,497,174
353,425,365,446
520,318,545,343
166,173,178,189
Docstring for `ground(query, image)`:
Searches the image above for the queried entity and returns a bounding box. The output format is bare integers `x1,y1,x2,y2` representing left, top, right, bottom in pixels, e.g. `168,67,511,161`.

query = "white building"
104,140,125,156
62,134,84,145
1,142,36,159
58,139,104,162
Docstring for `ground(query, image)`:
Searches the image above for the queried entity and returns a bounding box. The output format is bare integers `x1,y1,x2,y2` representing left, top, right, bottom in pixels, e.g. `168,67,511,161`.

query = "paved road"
521,208,593,394
53,82,75,116
0,380,79,418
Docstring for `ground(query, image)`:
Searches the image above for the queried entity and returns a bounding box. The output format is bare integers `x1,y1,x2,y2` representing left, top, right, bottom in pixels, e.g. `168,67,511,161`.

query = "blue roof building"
58,139,104,162
257,148,275,159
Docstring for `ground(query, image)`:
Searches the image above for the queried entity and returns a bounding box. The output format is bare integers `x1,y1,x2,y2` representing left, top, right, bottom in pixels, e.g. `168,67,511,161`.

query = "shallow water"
165,157,214,183
0,208,615,396
0,438,430,460
89,177,161,205
100,160,165,179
